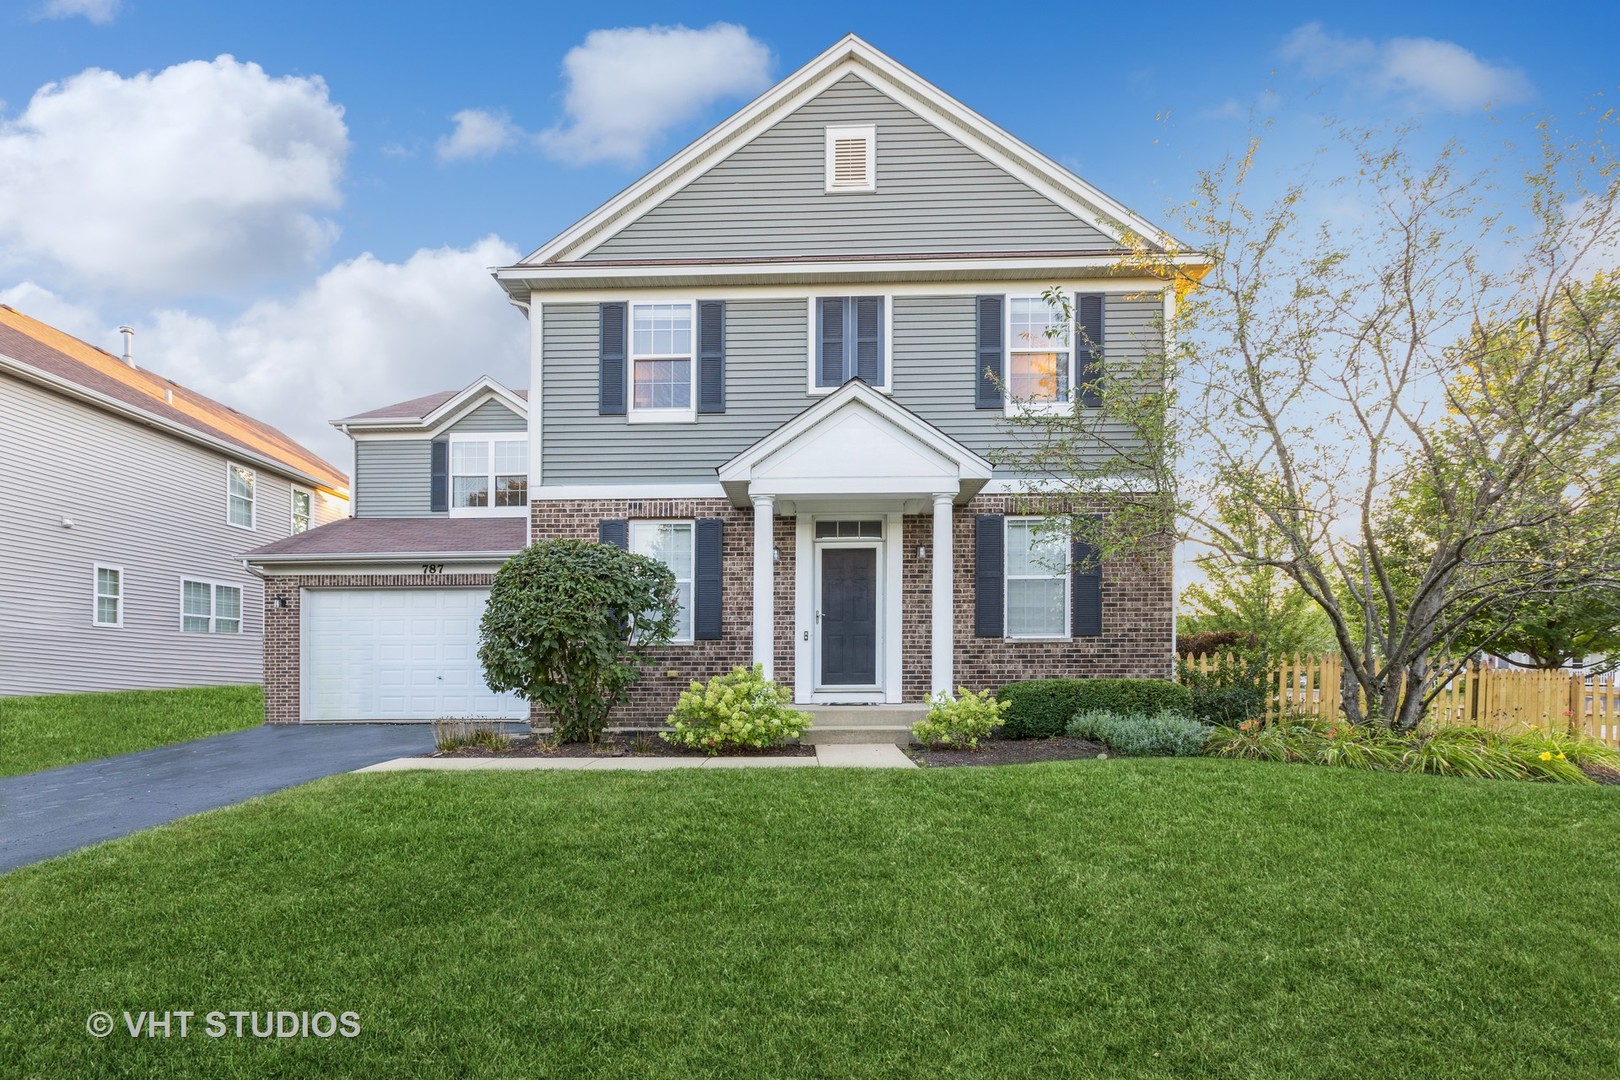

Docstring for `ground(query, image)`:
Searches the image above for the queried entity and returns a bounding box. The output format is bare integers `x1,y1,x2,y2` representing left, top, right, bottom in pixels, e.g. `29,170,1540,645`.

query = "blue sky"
1,0,1615,466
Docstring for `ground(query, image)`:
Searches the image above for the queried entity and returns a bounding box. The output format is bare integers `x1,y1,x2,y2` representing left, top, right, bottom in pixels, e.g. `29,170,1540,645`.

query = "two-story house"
0,305,348,696
248,35,1201,729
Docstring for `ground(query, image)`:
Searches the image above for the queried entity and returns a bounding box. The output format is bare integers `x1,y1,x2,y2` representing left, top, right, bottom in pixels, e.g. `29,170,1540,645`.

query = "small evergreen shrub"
911,688,1010,750
1066,708,1211,756
1178,649,1272,726
997,679,1192,739
662,664,811,755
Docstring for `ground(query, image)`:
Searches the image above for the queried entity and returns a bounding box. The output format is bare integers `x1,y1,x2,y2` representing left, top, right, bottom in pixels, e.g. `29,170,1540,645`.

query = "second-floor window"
629,302,695,422
812,295,887,390
1007,296,1070,407
450,438,528,513
227,464,255,528
291,489,313,534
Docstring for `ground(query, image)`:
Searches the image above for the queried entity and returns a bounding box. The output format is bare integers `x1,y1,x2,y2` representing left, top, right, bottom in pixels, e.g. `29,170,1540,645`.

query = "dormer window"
825,124,875,192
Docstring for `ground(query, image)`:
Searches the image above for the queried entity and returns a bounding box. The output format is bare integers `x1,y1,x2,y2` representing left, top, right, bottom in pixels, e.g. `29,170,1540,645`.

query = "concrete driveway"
0,724,434,873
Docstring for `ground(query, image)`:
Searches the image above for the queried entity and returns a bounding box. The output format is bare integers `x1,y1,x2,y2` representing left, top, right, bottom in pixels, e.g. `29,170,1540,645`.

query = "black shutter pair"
973,514,1102,639
598,518,723,640
975,293,1105,409
598,302,725,415
815,296,884,387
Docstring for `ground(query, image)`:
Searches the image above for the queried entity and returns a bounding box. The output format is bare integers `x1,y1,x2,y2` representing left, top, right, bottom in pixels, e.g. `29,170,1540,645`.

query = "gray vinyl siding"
583,74,1115,262
446,399,525,433
0,374,333,696
353,440,434,518
541,299,808,484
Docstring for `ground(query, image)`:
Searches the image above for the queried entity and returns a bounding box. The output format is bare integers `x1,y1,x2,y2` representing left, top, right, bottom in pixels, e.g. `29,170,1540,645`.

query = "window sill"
1003,400,1071,419
627,410,697,425
226,521,256,531
448,506,529,518
1005,635,1072,643
807,380,890,397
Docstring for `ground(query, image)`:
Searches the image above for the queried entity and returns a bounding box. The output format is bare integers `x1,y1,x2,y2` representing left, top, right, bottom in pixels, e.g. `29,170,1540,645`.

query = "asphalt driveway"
0,724,435,873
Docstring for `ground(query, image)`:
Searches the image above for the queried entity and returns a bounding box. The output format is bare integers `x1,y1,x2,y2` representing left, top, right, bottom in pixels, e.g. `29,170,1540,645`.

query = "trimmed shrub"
432,718,512,752
997,678,1192,740
1178,648,1271,726
1176,630,1258,658
662,664,811,755
1066,708,1211,756
912,688,1010,750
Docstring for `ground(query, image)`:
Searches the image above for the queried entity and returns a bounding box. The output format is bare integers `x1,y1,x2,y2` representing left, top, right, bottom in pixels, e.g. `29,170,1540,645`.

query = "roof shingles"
245,516,526,559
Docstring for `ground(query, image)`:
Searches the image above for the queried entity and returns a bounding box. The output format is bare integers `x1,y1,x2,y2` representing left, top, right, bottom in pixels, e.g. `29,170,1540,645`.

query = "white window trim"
290,486,314,535
627,299,698,424
824,123,876,193
803,294,894,396
1004,516,1070,641
92,563,123,628
629,519,696,645
226,462,256,531
180,577,244,635
1002,294,1073,419
447,435,529,518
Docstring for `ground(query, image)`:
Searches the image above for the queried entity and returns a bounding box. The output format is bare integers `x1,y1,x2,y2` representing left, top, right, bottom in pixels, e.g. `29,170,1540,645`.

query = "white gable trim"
337,376,528,435
514,35,1189,269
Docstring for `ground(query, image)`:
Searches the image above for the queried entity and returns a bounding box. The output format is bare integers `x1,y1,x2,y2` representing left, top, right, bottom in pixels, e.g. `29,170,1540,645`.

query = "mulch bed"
429,733,816,759
1581,763,1620,786
907,735,1109,768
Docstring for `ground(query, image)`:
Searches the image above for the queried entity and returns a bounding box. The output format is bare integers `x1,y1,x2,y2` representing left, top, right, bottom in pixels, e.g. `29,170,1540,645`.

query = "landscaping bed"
431,732,816,759
907,734,1107,767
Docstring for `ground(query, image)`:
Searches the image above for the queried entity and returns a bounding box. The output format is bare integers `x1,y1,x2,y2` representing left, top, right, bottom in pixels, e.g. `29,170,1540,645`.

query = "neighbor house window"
291,489,313,534
1006,296,1071,407
824,123,876,192
182,579,242,634
93,564,122,627
630,520,694,642
629,302,694,421
1005,517,1068,638
227,464,255,528
450,438,528,513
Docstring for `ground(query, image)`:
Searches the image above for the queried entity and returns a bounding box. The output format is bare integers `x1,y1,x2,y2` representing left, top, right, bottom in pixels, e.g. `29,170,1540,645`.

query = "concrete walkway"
358,742,917,772
0,724,434,873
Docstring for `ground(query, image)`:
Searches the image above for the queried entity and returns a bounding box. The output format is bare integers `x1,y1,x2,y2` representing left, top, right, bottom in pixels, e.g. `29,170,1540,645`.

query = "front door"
819,547,878,686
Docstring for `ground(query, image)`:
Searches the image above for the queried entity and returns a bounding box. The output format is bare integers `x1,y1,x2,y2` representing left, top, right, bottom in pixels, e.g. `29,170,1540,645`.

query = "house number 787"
421,563,445,575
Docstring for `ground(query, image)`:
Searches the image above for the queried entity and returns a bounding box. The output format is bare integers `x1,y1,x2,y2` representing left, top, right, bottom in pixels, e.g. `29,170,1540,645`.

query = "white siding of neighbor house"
350,397,526,517
0,373,344,696
582,74,1117,262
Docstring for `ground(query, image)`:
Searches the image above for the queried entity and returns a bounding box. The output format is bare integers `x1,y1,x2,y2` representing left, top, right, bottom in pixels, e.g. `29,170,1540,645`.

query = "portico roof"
716,379,992,509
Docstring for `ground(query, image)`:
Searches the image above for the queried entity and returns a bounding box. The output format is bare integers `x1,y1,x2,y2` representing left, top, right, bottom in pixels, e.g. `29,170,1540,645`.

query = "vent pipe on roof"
117,325,135,368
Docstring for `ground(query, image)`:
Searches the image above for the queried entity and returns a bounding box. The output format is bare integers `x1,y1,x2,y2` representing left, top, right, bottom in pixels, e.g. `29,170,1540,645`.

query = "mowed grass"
3,760,1618,1078
0,685,262,777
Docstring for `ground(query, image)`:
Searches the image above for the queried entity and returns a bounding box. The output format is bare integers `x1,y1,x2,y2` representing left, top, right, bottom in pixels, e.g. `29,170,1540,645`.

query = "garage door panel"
304,588,527,722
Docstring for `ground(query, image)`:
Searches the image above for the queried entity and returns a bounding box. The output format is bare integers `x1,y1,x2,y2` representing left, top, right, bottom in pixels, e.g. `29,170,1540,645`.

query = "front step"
799,704,927,746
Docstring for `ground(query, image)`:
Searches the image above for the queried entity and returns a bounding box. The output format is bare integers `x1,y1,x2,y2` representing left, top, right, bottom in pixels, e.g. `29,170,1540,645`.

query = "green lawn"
2,760,1617,1078
0,685,262,776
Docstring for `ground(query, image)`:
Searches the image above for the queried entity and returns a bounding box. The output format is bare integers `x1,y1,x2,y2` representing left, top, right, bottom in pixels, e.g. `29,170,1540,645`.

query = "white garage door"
303,588,527,722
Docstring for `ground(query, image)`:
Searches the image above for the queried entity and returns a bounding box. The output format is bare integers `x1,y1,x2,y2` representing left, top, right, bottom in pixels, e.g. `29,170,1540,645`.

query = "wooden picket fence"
1182,652,1620,747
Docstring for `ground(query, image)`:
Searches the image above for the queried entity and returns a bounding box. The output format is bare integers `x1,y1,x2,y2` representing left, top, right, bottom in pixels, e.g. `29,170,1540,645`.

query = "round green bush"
996,679,1192,739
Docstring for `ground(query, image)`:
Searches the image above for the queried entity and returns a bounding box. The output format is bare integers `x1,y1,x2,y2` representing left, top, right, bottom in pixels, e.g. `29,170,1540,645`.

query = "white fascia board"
335,382,528,436
242,550,519,571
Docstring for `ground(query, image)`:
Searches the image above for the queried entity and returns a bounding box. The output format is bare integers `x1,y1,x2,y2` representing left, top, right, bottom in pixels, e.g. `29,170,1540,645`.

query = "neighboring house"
247,34,1206,726
0,305,348,696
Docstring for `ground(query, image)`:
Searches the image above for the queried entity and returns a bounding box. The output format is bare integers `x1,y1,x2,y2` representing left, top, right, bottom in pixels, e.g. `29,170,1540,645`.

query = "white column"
752,495,775,679
931,492,954,698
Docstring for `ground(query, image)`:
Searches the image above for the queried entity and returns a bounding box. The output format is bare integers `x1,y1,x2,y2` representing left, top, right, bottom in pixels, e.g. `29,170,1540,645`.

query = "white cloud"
1199,89,1282,122
1279,22,1532,112
437,108,521,162
38,0,120,24
539,22,771,166
0,56,348,298
0,280,106,342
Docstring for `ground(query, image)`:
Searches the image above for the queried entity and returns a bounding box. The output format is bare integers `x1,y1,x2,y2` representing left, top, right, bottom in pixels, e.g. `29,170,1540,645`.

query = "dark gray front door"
820,548,878,686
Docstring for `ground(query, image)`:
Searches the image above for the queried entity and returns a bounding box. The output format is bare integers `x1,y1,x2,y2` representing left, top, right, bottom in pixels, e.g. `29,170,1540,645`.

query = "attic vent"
825,124,875,192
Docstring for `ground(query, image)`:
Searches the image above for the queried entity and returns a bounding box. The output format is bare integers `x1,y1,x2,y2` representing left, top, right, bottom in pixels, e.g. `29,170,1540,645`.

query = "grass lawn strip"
0,685,262,777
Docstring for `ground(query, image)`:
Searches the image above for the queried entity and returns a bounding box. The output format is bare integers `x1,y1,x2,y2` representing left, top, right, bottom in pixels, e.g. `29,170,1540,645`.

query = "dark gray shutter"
599,302,627,415
598,519,628,550
697,301,725,414
817,297,846,387
693,518,723,640
975,296,1004,409
854,296,884,386
974,514,1005,638
1075,293,1104,409
429,437,449,513
1072,537,1103,638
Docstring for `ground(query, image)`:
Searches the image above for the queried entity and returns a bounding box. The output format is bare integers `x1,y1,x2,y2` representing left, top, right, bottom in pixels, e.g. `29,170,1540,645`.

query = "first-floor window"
630,302,694,419
182,579,242,634
291,489,313,534
93,564,122,627
630,520,694,642
451,438,528,511
1007,296,1070,405
1005,517,1068,638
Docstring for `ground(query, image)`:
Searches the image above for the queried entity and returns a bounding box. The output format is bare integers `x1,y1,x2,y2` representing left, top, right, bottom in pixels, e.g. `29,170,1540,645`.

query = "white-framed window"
182,579,242,634
92,564,123,628
629,302,696,423
825,123,876,192
1005,295,1071,413
449,437,529,515
1005,517,1069,639
227,463,256,529
630,520,695,643
291,488,313,534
